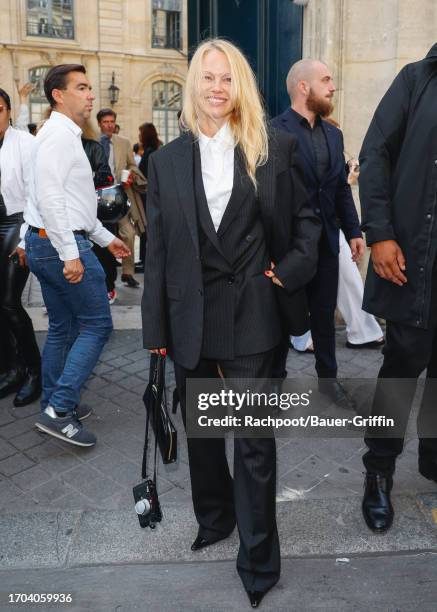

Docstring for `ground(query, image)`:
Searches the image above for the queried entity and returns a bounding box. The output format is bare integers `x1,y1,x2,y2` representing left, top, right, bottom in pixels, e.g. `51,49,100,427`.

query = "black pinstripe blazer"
141,129,321,369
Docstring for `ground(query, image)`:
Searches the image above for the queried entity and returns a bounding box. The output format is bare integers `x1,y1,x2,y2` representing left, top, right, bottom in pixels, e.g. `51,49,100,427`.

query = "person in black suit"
271,59,365,410
141,40,321,608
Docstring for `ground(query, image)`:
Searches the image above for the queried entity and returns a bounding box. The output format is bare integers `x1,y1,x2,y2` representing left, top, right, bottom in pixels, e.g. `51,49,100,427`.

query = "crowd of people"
1,37,437,608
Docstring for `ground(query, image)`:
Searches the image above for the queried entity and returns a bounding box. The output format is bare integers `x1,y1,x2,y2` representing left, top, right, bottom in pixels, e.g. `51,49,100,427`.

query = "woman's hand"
9,247,27,267
264,262,284,288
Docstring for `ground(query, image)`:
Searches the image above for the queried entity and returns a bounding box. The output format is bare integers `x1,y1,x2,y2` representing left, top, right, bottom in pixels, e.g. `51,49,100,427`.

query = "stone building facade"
0,0,188,144
302,0,437,159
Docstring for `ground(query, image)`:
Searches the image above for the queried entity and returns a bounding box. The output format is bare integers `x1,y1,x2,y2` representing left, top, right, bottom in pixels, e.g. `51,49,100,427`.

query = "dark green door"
188,0,303,117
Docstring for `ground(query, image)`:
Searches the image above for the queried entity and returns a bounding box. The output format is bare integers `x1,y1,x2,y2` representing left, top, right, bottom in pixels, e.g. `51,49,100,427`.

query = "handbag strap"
141,354,165,483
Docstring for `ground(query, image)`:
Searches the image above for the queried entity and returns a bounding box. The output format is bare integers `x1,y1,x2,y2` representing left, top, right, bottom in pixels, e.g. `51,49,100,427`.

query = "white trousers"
292,230,383,350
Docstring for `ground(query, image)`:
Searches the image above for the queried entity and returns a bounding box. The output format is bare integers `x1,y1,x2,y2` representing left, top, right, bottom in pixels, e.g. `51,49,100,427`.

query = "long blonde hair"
181,39,268,188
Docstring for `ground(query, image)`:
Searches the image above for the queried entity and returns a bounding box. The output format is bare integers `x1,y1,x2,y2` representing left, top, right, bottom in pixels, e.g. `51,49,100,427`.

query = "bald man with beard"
271,60,365,409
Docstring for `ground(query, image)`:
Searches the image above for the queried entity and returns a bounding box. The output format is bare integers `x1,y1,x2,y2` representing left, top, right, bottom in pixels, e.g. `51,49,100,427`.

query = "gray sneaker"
74,404,93,421
35,406,96,447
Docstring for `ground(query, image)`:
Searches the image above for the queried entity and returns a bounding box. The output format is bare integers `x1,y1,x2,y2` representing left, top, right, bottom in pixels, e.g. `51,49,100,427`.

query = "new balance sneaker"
73,404,93,421
108,289,117,304
35,406,96,447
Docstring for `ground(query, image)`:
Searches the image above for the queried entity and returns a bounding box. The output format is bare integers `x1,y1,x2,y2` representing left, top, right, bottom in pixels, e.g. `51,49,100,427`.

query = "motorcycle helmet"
96,184,130,223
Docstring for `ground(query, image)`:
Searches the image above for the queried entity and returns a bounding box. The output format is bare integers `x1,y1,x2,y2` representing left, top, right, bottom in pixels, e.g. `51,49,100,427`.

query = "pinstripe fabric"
194,143,282,359
174,349,279,592
142,130,321,370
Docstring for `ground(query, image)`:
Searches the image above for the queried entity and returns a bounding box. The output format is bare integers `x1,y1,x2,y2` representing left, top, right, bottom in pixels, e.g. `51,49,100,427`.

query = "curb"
1,493,436,570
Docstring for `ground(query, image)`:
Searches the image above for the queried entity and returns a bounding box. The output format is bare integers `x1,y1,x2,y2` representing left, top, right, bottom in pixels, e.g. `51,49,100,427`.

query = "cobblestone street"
1,329,435,515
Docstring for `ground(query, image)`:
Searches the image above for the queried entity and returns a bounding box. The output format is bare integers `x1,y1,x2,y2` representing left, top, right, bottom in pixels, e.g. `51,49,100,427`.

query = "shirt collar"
290,107,322,129
49,111,82,137
198,122,234,154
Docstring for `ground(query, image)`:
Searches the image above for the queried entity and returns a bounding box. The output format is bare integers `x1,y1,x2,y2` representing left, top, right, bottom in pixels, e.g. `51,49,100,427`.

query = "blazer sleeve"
335,132,361,241
273,138,322,294
141,155,167,348
359,65,413,245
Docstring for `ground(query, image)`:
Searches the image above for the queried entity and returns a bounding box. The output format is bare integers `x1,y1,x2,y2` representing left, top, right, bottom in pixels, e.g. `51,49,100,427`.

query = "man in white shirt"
24,64,130,448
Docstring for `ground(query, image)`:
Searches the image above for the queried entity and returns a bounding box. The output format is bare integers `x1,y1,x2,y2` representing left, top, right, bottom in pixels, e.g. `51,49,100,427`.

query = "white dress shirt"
0,125,34,215
198,122,234,231
24,111,114,261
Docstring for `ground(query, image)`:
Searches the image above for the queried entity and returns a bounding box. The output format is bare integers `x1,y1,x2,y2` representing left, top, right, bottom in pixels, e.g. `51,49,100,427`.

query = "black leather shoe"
346,339,385,349
318,379,356,411
13,369,42,407
121,274,140,288
362,473,394,533
246,591,266,608
191,531,231,551
0,369,27,399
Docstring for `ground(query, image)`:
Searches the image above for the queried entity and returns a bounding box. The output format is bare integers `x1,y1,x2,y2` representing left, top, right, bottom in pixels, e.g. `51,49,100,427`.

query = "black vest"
193,143,281,360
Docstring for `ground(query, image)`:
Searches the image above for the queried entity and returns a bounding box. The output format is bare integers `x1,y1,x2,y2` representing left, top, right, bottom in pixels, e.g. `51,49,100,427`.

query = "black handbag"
142,354,177,465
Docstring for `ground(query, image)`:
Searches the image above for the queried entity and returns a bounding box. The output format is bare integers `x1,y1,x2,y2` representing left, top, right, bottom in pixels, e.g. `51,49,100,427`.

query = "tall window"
152,81,182,144
28,67,51,123
26,0,74,39
152,0,182,49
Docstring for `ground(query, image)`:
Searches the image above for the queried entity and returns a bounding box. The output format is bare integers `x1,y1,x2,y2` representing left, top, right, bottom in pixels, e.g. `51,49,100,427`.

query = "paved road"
2,329,435,516
1,552,436,611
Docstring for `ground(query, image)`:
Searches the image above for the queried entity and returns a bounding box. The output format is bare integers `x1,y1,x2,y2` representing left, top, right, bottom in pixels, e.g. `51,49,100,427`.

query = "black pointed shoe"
191,531,232,551
13,369,42,407
0,368,27,399
246,591,266,609
362,473,394,533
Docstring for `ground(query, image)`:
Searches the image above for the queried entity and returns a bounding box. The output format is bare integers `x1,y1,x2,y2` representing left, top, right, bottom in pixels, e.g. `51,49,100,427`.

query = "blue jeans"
25,231,113,413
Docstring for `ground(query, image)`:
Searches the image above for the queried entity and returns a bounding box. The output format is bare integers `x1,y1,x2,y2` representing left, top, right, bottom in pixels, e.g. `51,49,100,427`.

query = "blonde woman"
142,39,321,607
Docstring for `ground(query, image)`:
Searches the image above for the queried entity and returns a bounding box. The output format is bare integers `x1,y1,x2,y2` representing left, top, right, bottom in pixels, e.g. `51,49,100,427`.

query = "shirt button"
416,320,421,325
427,214,432,219
227,275,235,285
434,160,437,165
319,188,323,193
315,208,321,214
420,267,424,273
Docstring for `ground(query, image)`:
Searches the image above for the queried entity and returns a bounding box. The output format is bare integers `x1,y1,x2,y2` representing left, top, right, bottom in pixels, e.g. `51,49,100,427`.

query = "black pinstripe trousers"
174,349,280,593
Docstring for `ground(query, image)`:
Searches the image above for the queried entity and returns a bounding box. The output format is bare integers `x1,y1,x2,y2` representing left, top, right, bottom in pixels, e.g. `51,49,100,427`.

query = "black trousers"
0,216,40,373
93,244,117,292
272,248,339,379
363,262,437,476
174,350,280,593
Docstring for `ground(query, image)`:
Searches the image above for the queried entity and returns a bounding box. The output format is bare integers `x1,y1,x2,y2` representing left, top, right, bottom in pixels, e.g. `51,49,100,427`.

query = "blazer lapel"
321,122,337,183
217,147,252,237
282,111,318,183
171,133,200,257
193,142,230,262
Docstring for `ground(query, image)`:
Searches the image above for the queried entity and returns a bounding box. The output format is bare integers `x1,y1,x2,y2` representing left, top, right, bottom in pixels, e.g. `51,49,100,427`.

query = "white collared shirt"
0,125,34,215
24,111,114,261
198,122,234,232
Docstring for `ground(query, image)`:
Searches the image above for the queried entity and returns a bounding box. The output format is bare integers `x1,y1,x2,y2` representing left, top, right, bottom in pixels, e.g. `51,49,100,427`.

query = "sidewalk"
1,287,437,579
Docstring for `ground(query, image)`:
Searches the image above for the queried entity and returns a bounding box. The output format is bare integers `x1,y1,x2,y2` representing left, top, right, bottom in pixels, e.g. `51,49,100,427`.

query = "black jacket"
82,138,114,188
271,108,361,254
141,129,321,369
359,43,437,328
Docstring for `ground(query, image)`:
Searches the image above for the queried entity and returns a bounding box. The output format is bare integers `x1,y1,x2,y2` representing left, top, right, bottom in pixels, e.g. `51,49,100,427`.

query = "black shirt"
290,108,330,182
